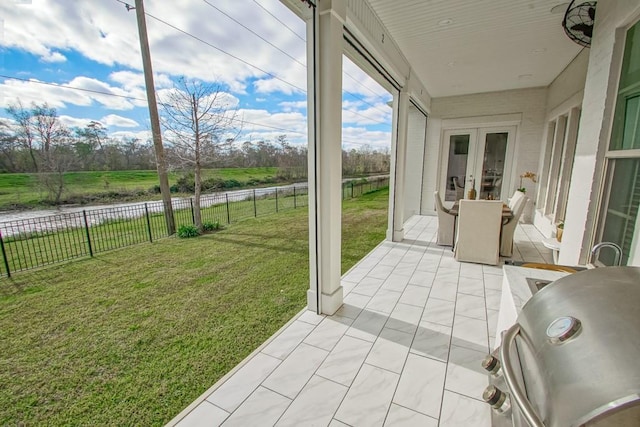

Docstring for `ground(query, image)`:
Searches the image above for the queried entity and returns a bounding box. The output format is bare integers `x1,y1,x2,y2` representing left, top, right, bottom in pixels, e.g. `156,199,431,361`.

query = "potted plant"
556,221,564,242
518,171,537,193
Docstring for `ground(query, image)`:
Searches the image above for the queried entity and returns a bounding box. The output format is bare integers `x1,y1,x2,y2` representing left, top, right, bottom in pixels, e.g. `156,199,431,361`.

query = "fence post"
253,189,257,217
190,198,195,224
293,186,297,209
144,203,153,243
226,193,231,224
275,188,279,212
351,181,354,198
0,230,10,278
82,210,94,257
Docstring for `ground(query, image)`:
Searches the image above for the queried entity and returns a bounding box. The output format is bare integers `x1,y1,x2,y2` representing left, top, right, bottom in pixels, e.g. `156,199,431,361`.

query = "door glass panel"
444,135,469,201
598,158,640,266
479,132,507,200
445,135,469,201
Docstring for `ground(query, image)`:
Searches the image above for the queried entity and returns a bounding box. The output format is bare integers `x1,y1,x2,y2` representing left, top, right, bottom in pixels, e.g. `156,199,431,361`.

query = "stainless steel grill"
483,267,640,427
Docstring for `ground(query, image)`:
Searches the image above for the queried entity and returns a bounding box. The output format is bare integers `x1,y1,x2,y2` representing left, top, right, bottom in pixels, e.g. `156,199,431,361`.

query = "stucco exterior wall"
559,1,640,266
546,49,589,113
533,50,589,239
403,105,427,221
421,88,548,217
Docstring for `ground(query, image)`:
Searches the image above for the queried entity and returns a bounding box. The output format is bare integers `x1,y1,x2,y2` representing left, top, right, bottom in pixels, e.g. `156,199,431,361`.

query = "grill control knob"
483,385,510,414
481,354,501,375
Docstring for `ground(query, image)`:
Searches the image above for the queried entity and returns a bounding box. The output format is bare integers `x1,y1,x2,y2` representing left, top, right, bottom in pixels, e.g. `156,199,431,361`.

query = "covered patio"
170,0,640,424
169,217,552,426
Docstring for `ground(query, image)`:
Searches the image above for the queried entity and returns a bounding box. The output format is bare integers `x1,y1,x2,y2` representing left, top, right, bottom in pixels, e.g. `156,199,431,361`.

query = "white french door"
440,127,516,204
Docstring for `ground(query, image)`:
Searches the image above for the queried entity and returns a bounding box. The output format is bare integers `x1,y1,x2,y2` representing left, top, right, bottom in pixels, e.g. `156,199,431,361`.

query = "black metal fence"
0,177,389,277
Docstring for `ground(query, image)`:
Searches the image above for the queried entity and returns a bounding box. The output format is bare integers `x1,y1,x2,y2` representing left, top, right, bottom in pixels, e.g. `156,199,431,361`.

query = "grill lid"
514,267,640,426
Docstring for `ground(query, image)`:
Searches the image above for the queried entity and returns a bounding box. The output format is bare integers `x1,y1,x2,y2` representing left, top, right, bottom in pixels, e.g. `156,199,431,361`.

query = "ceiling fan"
562,1,597,48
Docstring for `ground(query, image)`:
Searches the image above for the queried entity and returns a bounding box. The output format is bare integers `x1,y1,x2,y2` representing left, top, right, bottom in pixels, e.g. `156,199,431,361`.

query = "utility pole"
133,0,176,235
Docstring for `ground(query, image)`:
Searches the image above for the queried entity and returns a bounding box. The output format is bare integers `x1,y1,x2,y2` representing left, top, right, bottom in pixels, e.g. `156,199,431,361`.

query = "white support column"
387,89,409,242
306,0,345,315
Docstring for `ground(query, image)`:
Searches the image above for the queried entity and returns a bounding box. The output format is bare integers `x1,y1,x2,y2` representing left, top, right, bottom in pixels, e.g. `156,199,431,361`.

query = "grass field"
0,188,389,426
0,167,281,208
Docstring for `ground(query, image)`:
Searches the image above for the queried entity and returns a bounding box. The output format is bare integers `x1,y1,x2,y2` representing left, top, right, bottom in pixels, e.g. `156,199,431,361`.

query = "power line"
251,0,306,42
0,74,385,144
201,0,306,68
144,8,395,124
342,72,391,105
245,0,391,108
202,0,390,118
1,74,390,134
141,11,307,93
342,91,391,118
117,0,391,123
0,74,307,135
0,74,145,102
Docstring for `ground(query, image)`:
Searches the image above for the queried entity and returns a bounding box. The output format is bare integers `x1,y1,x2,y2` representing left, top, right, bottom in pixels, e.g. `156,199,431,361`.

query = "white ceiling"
365,0,583,98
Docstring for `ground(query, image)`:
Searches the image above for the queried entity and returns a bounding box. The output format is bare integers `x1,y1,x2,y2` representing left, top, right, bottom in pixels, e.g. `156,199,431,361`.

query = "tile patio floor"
169,215,552,427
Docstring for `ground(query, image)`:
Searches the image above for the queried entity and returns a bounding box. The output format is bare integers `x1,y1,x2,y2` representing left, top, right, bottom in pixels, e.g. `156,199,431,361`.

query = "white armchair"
508,190,525,210
452,177,465,201
454,200,503,265
500,194,528,257
434,191,455,246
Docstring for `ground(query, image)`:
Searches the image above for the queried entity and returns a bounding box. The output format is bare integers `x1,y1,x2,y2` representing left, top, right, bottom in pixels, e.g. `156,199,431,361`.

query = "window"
537,108,580,223
595,20,640,266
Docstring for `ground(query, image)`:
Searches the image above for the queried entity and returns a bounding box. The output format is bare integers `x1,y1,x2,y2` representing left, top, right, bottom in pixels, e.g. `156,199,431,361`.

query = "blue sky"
0,0,392,150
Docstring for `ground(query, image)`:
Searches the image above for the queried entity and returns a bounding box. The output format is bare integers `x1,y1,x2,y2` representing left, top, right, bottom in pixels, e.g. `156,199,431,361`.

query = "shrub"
203,220,222,231
175,173,195,193
177,224,200,238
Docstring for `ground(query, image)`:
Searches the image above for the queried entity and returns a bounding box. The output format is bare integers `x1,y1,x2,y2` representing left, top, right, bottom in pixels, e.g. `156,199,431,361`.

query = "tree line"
0,98,390,205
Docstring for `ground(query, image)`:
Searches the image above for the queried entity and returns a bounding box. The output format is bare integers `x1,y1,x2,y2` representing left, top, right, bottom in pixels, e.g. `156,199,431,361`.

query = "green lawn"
0,188,389,426
0,167,281,208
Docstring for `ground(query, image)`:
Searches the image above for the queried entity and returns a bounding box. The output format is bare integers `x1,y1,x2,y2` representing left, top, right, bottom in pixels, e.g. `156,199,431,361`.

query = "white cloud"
52,114,139,132
109,71,172,91
342,57,392,103
342,126,391,151
101,114,139,128
233,108,307,146
238,108,306,133
111,130,153,142
0,0,307,95
279,100,307,112
342,100,392,126
0,75,149,110
58,115,93,129
0,0,394,154
156,87,240,114
41,50,66,63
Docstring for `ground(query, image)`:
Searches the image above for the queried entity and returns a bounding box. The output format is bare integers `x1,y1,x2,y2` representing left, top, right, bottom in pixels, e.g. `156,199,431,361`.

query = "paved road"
0,176,388,235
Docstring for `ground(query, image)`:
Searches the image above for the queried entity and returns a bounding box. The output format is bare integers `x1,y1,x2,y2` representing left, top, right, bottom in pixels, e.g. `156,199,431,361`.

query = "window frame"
594,18,640,266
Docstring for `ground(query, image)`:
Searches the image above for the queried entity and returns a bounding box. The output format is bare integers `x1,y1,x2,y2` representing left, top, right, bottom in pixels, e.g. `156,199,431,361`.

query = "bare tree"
33,107,73,203
32,103,66,155
39,141,76,204
160,78,240,232
74,121,107,169
0,120,20,172
6,100,39,172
